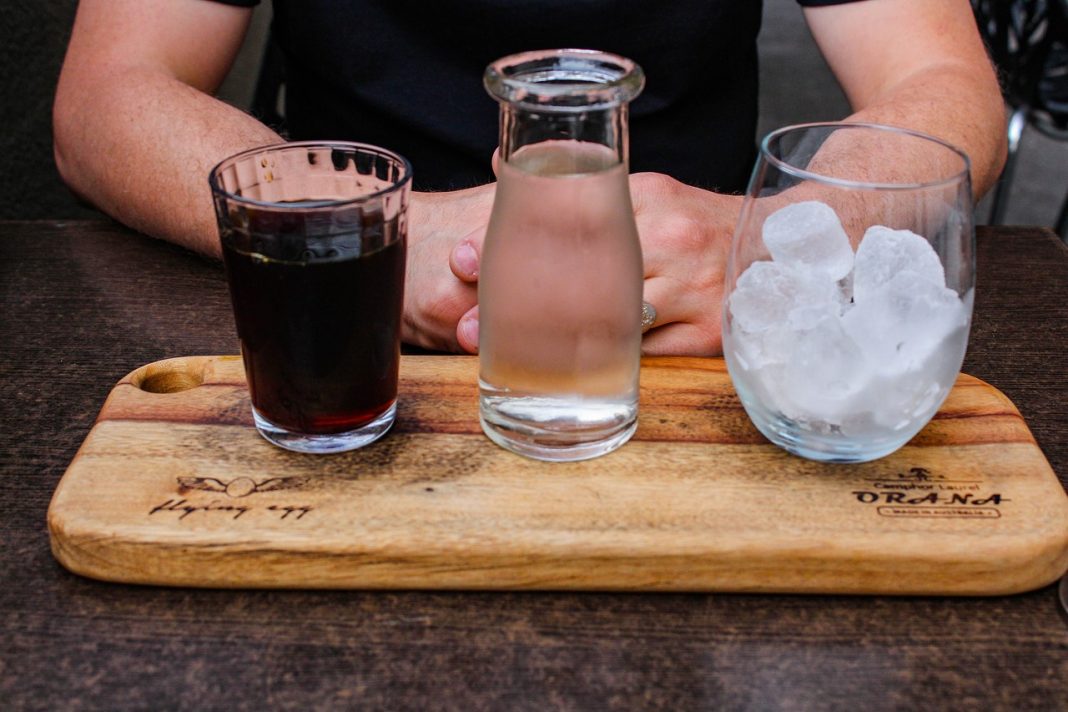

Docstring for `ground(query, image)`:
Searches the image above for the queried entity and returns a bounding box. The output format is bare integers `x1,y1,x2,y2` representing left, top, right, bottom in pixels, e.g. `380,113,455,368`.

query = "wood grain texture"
5,222,1068,711
48,355,1068,595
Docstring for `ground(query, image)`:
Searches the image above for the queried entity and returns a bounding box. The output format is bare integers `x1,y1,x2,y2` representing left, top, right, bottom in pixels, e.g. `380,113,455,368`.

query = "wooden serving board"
48,356,1068,595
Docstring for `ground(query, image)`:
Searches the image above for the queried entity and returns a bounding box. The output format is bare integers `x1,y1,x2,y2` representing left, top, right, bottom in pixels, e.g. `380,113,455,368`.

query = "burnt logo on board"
149,476,315,521
850,467,1008,518
177,476,308,498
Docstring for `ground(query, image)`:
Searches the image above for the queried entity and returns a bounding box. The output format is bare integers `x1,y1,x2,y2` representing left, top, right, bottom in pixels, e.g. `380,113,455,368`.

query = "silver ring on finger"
641,301,657,334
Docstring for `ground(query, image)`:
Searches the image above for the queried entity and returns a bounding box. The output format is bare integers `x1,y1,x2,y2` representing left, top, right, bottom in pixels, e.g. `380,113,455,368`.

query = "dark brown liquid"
221,206,406,434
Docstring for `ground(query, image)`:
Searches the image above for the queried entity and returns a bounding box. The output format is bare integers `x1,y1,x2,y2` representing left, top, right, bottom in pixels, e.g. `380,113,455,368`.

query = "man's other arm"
53,0,282,257
805,0,1007,196
53,0,491,352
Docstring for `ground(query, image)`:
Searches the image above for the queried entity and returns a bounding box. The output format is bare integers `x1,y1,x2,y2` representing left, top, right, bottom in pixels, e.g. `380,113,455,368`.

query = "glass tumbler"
722,123,975,462
210,141,411,454
478,49,646,462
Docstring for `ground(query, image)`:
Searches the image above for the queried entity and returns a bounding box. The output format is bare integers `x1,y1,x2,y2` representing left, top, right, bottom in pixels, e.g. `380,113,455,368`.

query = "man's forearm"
804,0,1007,201
54,65,281,258
839,62,1006,199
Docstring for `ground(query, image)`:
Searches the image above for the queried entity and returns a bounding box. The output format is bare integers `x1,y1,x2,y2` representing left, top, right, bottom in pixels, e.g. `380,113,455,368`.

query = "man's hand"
405,185,495,352
449,172,741,356
628,173,740,356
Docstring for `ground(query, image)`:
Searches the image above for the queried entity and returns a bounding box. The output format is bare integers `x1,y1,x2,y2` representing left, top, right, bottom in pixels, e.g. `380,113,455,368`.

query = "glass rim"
760,122,972,191
208,140,413,211
484,48,645,110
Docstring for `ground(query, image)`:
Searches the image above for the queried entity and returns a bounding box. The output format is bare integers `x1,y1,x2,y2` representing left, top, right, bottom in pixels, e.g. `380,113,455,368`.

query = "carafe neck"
484,49,645,167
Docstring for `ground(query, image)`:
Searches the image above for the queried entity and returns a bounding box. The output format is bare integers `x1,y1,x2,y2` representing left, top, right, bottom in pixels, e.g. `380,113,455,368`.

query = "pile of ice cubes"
727,200,971,433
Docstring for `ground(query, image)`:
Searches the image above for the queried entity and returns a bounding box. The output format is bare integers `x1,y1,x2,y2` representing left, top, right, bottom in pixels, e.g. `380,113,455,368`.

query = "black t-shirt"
214,0,864,192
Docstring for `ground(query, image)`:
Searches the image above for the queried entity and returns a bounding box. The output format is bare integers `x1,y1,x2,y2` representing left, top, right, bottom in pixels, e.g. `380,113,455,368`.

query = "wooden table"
2,220,1066,710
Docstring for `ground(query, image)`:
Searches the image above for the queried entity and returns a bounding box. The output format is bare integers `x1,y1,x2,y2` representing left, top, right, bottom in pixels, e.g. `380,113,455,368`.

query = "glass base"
252,402,396,454
746,409,912,464
479,395,637,462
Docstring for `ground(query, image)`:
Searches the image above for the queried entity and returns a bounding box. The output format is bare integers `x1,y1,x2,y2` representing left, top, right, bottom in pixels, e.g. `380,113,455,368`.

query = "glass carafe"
479,49,645,461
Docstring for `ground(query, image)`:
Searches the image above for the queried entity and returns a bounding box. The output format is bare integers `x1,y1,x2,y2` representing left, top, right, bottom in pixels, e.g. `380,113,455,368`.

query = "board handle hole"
130,359,207,393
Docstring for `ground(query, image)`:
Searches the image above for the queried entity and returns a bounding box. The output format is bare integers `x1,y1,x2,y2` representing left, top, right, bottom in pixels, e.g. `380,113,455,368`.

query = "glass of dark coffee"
210,142,411,453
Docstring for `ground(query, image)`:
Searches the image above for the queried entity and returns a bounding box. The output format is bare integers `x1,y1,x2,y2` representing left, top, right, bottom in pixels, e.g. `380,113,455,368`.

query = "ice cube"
786,302,841,331
730,319,808,372
841,269,968,373
778,312,871,424
864,373,951,431
762,201,854,281
836,272,854,308
729,260,838,334
853,226,945,302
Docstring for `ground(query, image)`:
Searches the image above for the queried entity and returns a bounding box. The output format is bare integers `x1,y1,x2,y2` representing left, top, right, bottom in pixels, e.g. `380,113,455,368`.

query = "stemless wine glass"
722,123,975,462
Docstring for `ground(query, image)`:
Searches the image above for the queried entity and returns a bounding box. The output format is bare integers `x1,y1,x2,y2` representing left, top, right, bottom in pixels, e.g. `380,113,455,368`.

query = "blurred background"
1,0,1065,228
